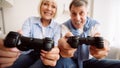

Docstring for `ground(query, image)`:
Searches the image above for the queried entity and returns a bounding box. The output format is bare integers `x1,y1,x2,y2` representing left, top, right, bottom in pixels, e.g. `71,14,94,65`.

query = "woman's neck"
41,18,51,27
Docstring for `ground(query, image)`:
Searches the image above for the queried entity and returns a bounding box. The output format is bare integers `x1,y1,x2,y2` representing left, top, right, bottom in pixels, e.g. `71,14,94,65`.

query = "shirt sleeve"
53,25,61,46
60,24,70,37
89,23,101,37
22,17,31,37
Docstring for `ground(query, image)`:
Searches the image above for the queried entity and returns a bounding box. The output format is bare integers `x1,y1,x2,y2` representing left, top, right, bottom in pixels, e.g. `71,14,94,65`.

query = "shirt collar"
68,17,89,32
33,17,55,29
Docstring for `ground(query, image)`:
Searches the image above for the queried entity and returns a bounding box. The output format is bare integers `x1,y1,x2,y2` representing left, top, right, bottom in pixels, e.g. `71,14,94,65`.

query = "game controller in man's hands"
67,36,104,49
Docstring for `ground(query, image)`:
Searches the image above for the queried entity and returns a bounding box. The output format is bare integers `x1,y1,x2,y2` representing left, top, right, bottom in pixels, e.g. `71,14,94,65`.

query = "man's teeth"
75,22,80,25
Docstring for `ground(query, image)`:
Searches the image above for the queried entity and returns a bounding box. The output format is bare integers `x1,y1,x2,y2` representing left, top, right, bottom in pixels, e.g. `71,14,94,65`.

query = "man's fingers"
64,32,73,38
90,45,109,59
17,29,23,35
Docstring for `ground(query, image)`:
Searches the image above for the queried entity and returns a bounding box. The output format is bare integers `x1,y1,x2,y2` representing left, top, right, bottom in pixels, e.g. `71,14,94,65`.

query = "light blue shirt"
63,17,100,68
22,16,61,46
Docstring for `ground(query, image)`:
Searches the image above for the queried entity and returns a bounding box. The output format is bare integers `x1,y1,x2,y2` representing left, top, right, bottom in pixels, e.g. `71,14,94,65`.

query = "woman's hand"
0,39,20,68
40,46,60,66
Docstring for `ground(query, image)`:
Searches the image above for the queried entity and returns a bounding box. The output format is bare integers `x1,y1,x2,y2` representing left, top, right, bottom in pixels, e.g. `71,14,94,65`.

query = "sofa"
106,46,120,60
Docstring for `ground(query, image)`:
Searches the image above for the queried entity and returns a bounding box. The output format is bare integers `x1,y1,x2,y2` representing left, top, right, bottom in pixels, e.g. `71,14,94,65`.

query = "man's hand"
58,32,76,58
40,46,60,66
0,39,20,68
90,39,110,59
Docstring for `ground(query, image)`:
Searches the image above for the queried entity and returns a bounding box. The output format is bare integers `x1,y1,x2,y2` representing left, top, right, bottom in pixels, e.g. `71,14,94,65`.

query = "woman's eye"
43,3,48,6
52,5,56,9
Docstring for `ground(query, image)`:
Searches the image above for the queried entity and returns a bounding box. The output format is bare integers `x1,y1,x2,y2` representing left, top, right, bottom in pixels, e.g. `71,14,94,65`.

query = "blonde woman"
0,0,60,68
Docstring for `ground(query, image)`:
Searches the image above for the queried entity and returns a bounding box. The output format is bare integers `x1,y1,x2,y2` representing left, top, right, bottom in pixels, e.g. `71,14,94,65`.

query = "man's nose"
76,15,81,22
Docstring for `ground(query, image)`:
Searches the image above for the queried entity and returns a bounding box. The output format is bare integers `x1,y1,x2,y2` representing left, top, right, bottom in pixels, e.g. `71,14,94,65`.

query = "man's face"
70,5,87,29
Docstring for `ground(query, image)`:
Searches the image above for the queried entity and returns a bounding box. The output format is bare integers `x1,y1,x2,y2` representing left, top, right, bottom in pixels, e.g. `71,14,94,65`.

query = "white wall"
112,0,120,47
93,0,117,46
3,0,40,34
93,0,120,47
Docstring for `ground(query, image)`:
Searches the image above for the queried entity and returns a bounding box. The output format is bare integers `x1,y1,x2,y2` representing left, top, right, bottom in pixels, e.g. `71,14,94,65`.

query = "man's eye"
80,12,85,16
72,13,76,16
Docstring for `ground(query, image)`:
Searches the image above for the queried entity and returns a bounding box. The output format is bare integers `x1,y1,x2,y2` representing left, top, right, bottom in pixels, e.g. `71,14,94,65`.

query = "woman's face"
40,0,57,20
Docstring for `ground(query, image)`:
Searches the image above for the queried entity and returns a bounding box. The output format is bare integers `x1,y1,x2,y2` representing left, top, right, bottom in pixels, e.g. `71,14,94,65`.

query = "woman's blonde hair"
37,0,58,18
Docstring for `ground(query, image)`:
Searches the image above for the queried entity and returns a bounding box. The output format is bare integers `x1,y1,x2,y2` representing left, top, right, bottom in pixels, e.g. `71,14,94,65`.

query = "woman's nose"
47,6,52,10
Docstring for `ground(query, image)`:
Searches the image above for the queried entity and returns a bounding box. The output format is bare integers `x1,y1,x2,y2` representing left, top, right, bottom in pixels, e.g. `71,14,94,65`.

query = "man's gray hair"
69,0,88,10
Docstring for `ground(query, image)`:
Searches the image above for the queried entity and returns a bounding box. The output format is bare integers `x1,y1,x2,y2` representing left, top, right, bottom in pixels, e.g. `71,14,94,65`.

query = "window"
0,8,5,34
